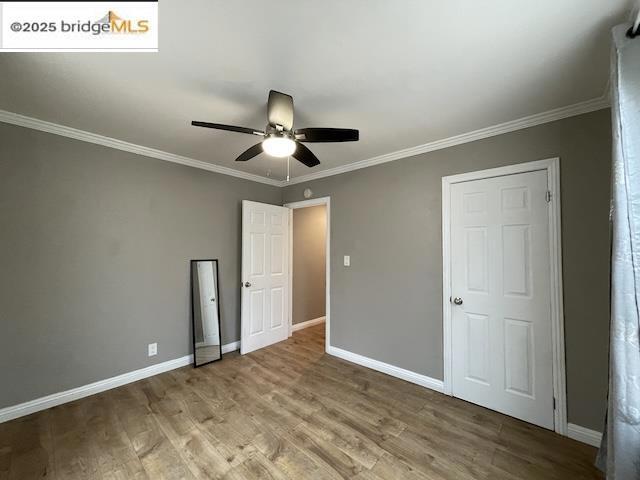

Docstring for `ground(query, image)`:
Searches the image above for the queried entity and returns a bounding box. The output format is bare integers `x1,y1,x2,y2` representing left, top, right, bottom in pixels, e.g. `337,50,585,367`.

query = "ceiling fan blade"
192,121,264,136
267,90,294,130
235,143,264,162
294,128,359,143
292,142,320,168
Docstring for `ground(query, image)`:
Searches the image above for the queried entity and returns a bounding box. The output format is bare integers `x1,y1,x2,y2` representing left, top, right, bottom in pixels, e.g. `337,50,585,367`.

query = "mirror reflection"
191,259,222,366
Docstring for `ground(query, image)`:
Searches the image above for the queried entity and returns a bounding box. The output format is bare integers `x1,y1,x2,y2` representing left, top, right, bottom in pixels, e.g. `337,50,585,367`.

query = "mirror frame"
190,258,223,368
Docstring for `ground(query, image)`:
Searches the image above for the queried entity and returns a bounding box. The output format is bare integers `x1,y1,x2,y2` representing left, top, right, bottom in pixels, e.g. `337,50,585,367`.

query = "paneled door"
450,169,554,429
241,200,290,354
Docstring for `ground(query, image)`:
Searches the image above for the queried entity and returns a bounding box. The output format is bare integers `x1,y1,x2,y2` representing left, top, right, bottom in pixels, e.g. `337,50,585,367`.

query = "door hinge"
545,190,552,203
553,397,556,410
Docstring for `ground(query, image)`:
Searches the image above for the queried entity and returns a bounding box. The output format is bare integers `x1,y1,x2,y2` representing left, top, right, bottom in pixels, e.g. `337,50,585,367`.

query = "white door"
197,261,219,345
241,200,289,354
450,169,554,429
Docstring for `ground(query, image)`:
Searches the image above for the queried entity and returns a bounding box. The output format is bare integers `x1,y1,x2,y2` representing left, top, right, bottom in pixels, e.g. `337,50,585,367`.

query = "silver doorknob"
453,297,463,305
244,282,251,287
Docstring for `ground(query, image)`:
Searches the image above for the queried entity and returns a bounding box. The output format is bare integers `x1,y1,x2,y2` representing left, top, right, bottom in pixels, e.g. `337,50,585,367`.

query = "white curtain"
597,24,640,479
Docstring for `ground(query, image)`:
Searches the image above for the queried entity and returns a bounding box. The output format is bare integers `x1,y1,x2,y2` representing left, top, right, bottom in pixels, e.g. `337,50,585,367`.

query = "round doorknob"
244,282,251,287
453,297,463,305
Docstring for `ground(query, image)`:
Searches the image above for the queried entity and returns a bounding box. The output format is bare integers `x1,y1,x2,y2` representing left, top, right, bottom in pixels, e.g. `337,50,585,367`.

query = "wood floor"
0,324,602,479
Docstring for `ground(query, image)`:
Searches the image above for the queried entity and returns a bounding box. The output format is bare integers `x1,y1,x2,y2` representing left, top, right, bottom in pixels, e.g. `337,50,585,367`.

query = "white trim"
288,206,294,338
291,316,326,332
547,159,567,435
284,197,331,353
567,423,603,448
0,354,191,424
282,96,608,186
221,341,240,354
1,96,608,189
441,157,568,436
327,345,596,449
0,110,281,187
0,340,241,424
327,346,445,393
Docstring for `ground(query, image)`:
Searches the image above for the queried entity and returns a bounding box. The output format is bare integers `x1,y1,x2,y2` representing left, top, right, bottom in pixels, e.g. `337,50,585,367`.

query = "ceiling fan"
191,90,359,168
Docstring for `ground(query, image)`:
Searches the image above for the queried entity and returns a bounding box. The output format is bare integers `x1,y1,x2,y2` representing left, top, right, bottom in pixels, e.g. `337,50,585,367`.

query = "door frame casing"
284,196,331,353
441,157,567,435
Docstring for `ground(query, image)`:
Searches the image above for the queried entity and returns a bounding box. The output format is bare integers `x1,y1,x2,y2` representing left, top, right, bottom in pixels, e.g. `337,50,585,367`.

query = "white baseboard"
1,338,603,453
0,340,240,424
222,341,240,354
327,345,603,449
568,423,603,447
292,316,326,332
0,355,191,424
327,345,445,393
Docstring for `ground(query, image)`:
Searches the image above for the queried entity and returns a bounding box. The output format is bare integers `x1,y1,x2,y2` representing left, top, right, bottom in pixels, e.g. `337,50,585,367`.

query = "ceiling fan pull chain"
286,156,290,182
266,155,275,178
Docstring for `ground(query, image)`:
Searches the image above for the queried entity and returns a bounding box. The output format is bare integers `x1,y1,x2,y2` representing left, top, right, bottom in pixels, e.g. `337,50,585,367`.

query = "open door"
241,200,290,354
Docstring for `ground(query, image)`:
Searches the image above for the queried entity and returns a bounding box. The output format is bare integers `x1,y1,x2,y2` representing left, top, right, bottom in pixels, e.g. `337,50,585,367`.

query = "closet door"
450,170,554,429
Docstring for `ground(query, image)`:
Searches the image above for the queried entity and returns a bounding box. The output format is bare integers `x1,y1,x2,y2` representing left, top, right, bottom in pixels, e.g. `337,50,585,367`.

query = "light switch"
343,255,350,267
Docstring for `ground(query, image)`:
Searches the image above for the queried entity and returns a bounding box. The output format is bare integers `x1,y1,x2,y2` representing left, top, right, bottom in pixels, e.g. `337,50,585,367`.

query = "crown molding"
281,94,610,186
0,110,281,187
0,94,609,189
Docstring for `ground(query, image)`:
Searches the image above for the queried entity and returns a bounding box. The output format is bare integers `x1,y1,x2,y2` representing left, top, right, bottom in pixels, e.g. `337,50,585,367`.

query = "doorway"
442,158,567,434
285,197,330,352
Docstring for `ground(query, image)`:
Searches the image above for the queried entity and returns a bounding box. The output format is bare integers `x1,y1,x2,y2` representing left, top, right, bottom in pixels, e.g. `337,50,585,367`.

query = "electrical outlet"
148,343,157,357
344,255,350,267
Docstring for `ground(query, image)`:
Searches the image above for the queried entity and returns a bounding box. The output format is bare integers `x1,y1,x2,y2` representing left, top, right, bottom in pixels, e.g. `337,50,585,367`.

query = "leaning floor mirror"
191,259,222,367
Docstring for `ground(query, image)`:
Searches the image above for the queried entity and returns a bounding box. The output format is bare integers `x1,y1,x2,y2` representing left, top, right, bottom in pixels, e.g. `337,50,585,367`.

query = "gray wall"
1,110,611,432
292,205,326,324
283,109,612,431
0,122,281,409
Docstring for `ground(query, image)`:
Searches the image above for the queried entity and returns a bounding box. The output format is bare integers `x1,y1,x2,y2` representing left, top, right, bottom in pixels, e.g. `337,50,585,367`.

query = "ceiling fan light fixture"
262,136,296,157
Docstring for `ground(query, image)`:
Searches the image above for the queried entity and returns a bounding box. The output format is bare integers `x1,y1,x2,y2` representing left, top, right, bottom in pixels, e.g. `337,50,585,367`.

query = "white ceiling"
0,0,631,181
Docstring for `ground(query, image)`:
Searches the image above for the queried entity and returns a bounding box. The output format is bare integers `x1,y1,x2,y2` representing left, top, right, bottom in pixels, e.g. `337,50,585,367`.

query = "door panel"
270,287,284,328
465,312,490,384
271,234,284,274
241,200,289,354
450,169,554,430
504,318,534,397
250,233,266,276
502,225,532,297
465,227,488,293
249,289,265,335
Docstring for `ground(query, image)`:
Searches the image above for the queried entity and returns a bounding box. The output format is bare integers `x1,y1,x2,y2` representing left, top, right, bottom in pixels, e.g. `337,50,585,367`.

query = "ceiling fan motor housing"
265,124,293,138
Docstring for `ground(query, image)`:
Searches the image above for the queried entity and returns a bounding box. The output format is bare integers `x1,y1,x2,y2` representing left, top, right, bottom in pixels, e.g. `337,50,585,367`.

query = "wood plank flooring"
0,324,602,479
